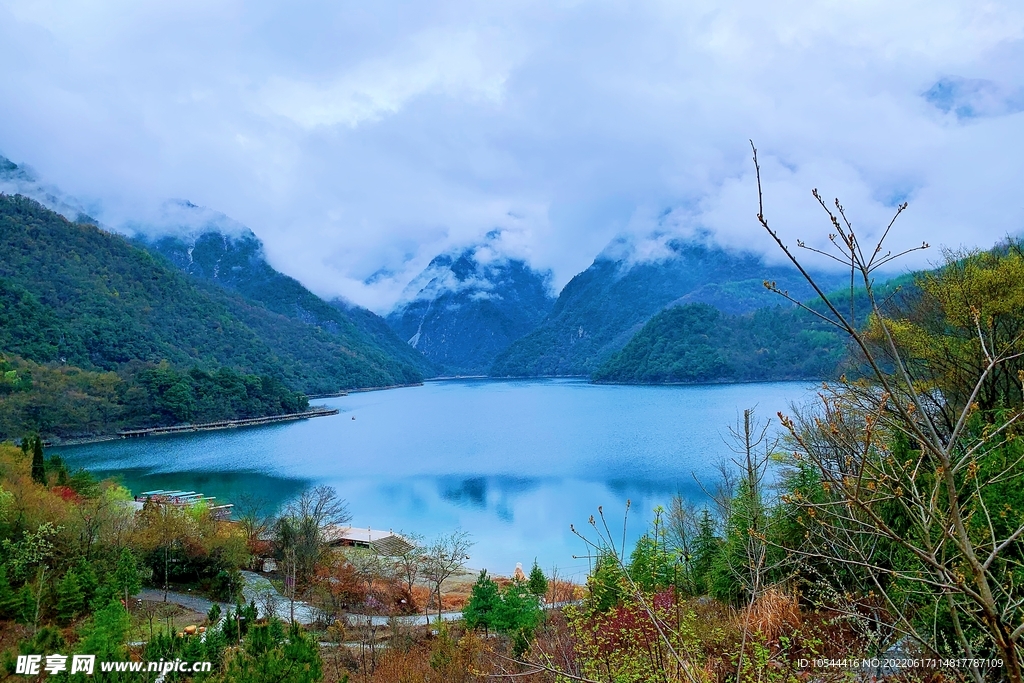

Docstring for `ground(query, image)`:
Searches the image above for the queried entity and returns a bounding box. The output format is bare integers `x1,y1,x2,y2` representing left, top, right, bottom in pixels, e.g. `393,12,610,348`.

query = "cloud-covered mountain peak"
386,237,556,374
125,198,255,241
398,230,553,307
0,154,99,223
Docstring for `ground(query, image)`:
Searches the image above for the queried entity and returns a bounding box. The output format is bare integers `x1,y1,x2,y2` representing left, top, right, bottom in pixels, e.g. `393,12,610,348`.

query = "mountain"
0,154,99,223
0,149,431,390
0,195,429,437
591,303,846,384
386,244,555,374
136,202,435,382
490,238,843,377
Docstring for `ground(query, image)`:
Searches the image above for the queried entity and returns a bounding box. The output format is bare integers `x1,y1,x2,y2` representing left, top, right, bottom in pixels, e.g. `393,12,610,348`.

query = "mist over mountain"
4,150,854,387
490,238,844,377
386,241,555,375
135,207,435,383
0,154,100,224
0,194,427,397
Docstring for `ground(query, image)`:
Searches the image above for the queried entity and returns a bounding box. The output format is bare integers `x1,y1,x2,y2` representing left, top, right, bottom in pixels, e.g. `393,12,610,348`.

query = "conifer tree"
495,579,541,654
90,579,118,612
30,436,45,486
56,570,84,623
76,558,99,607
462,570,500,635
79,600,131,661
527,559,547,597
587,552,624,612
689,508,720,595
208,603,221,624
0,565,16,618
16,584,36,625
114,548,141,611
220,620,322,683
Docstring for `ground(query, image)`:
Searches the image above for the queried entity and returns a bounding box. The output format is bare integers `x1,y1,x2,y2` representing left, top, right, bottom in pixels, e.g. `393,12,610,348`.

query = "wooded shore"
50,407,340,446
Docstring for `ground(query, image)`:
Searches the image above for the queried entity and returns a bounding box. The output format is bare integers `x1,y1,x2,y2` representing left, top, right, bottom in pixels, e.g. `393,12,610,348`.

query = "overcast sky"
1,1,1023,311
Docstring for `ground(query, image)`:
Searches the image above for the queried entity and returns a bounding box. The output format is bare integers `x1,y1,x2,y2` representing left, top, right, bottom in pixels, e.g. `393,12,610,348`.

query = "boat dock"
134,489,234,520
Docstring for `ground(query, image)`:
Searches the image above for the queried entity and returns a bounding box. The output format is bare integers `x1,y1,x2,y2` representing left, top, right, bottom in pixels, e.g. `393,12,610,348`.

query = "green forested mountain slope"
591,275,918,384
139,224,434,382
0,194,425,438
490,240,842,377
591,303,845,383
330,297,438,378
0,196,276,373
0,195,423,392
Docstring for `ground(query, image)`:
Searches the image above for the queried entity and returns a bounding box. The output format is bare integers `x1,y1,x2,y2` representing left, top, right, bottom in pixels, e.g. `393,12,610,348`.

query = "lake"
61,378,817,580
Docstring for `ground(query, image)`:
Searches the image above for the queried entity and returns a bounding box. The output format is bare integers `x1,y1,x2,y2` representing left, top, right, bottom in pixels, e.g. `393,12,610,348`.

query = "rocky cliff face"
386,247,556,375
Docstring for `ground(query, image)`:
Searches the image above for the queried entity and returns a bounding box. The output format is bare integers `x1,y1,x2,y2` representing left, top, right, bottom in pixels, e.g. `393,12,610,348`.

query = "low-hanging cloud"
0,0,1022,312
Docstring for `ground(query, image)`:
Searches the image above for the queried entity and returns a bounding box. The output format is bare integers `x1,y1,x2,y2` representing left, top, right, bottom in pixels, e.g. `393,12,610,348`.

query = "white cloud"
260,28,515,129
0,0,1022,312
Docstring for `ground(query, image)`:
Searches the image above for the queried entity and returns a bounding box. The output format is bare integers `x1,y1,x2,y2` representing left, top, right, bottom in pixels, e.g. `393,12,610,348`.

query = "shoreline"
306,381,424,399
51,407,340,447
589,376,826,387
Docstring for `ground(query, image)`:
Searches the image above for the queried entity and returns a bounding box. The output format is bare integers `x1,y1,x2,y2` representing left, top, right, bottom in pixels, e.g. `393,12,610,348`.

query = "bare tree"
419,530,473,622
391,530,424,595
235,493,271,548
284,485,351,528
721,408,779,683
275,486,351,603
750,141,1024,682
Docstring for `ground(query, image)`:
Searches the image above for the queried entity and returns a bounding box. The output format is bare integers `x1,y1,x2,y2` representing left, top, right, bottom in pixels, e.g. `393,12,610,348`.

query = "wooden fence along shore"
50,383,426,446
117,407,339,438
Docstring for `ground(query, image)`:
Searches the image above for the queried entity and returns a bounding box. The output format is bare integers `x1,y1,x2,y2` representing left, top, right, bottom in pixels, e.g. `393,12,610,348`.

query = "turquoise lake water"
61,379,816,580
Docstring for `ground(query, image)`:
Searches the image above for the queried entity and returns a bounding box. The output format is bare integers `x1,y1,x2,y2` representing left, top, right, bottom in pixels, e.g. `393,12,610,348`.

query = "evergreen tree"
527,560,547,598
75,558,99,607
220,620,322,683
688,508,720,595
495,579,541,652
56,570,85,623
18,626,66,658
0,564,16,618
587,552,624,612
16,584,36,625
462,570,501,634
628,533,675,593
46,455,70,486
30,436,45,486
207,603,221,624
113,548,141,610
90,579,118,612
79,600,131,661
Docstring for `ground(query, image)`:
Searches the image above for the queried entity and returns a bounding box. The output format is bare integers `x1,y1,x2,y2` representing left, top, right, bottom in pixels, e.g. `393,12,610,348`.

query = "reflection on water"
441,477,490,509
61,379,814,579
87,467,311,510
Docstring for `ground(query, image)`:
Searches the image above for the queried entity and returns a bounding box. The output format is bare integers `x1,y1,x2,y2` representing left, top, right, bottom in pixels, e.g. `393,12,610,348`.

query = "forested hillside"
0,195,422,438
140,223,435,380
591,303,846,383
491,240,841,377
